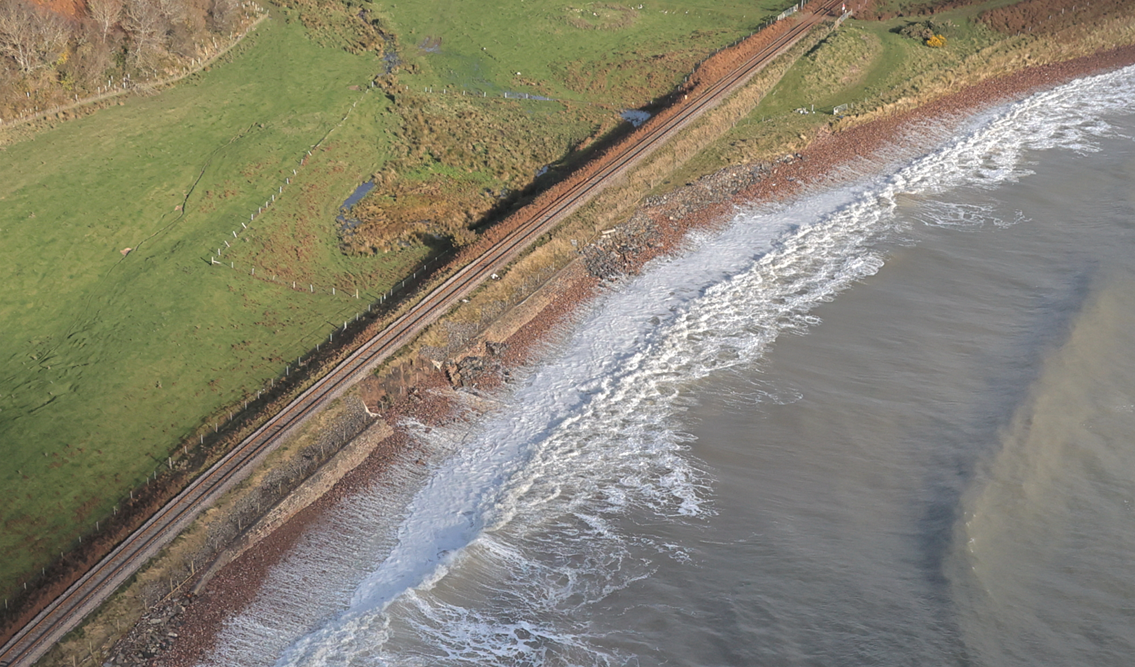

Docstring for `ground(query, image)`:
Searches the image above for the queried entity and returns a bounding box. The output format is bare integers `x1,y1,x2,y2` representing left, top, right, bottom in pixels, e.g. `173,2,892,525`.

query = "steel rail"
0,3,841,664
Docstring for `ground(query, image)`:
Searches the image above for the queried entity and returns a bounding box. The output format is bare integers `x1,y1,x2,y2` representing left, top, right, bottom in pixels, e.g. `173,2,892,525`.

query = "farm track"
0,3,841,664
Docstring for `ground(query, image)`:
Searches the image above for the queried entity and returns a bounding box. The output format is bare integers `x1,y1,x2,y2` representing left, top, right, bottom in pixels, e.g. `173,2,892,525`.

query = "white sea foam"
913,200,1027,229
197,64,1135,667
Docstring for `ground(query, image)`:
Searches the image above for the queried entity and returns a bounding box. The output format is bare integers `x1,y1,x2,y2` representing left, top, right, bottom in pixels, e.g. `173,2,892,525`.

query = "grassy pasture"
0,12,409,595
385,0,788,106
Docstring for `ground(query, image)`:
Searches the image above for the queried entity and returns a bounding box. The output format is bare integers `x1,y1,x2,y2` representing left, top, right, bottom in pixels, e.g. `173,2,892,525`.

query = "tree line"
0,0,250,120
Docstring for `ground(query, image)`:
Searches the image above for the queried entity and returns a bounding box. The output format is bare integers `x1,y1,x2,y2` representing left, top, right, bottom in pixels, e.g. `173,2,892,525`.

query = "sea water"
196,63,1135,666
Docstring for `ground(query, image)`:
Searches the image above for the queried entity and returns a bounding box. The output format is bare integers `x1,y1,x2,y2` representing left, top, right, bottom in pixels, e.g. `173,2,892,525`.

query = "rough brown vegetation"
980,0,1133,36
856,0,983,21
273,0,393,54
341,79,589,253
0,0,253,121
338,78,614,255
557,36,725,103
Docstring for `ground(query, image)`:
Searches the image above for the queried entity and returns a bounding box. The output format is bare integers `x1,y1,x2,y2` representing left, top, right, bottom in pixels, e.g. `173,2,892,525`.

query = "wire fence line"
203,78,385,297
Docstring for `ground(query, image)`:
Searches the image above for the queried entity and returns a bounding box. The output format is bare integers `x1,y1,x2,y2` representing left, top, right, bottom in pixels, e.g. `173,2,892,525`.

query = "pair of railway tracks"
0,3,841,664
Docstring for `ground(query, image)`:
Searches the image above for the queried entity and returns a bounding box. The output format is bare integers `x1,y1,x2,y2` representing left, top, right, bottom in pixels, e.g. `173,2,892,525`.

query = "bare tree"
209,0,239,33
88,0,123,41
66,22,114,88
123,0,165,66
155,0,188,25
0,0,70,75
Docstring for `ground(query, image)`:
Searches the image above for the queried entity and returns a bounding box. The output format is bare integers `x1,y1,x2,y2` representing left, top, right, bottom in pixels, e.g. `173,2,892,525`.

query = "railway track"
0,3,841,664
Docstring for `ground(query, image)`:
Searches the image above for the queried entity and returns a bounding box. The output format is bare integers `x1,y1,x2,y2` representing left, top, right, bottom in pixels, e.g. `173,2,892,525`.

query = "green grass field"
386,0,787,106
0,12,408,595
0,0,804,600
